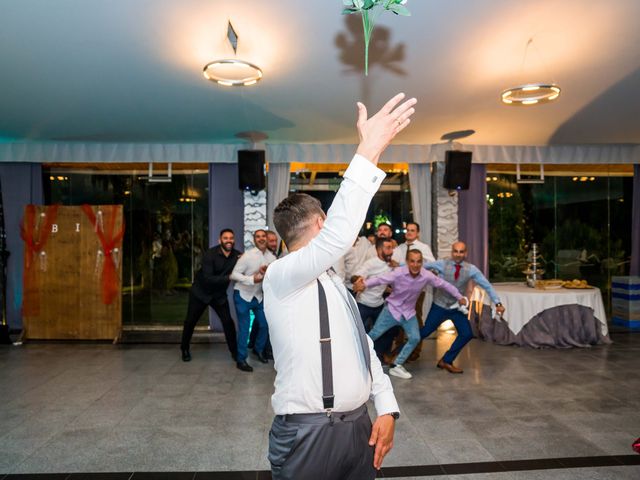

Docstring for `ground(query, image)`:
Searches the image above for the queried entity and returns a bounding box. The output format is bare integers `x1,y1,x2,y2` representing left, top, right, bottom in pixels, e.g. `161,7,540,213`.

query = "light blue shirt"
425,259,501,307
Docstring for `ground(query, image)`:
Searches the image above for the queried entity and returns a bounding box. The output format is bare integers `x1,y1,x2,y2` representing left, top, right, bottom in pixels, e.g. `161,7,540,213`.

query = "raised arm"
265,94,417,298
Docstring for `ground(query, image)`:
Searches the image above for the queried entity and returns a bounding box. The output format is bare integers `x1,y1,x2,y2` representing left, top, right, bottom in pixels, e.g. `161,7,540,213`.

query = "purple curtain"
457,164,489,276
208,163,245,331
0,163,43,330
631,164,640,276
208,163,245,252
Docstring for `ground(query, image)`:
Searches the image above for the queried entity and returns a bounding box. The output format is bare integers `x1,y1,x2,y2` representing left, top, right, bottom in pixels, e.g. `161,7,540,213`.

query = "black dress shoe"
181,348,191,362
230,352,237,362
265,349,274,360
236,361,253,372
253,349,269,364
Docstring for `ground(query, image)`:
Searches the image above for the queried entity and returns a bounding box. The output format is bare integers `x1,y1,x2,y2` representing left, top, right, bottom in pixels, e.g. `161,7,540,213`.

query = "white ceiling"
1,0,639,147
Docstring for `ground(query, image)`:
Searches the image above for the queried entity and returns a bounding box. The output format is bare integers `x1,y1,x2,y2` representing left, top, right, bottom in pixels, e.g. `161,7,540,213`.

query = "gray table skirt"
469,303,612,348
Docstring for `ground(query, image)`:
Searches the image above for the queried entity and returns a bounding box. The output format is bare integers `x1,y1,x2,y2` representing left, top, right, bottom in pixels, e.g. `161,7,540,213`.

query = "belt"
278,404,368,424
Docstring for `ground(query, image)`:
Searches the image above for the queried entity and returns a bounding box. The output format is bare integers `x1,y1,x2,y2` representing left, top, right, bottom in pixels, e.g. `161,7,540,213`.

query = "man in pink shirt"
354,249,466,379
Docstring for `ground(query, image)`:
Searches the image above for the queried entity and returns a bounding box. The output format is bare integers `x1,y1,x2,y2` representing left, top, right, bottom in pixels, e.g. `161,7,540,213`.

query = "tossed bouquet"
342,0,411,76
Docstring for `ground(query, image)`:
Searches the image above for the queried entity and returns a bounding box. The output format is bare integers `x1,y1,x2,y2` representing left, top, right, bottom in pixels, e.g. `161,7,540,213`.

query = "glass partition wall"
43,162,631,326
487,164,633,315
290,163,413,239
43,164,209,328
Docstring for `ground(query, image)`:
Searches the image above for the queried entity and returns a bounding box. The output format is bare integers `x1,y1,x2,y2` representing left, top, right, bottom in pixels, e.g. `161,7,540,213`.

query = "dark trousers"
249,319,272,354
268,404,376,480
420,303,474,364
357,302,397,360
180,289,237,357
357,302,383,332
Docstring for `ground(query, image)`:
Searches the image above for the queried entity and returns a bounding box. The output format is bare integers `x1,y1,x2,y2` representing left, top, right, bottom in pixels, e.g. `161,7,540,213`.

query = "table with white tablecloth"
471,282,611,348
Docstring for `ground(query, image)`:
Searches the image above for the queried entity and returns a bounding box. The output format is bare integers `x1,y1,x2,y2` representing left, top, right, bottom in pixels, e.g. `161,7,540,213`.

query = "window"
289,163,413,240
43,164,209,327
487,164,633,314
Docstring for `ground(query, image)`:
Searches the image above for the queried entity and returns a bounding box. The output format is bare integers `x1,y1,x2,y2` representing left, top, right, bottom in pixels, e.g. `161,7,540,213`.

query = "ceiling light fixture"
501,84,561,106
203,22,263,87
203,59,263,87
501,37,561,106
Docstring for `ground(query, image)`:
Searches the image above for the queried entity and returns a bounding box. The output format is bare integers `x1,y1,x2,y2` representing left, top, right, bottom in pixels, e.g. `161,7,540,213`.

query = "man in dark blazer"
180,228,241,362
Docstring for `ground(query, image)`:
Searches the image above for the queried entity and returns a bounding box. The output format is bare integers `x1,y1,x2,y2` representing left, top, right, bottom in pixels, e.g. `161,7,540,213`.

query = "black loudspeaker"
238,150,265,191
443,150,472,190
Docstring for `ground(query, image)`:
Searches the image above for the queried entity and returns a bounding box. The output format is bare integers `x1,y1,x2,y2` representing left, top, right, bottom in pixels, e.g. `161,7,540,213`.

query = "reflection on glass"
290,168,412,241
487,167,633,315
43,165,209,327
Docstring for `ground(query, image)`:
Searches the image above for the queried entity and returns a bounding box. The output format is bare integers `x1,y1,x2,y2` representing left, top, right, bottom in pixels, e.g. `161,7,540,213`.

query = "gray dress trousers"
268,404,376,480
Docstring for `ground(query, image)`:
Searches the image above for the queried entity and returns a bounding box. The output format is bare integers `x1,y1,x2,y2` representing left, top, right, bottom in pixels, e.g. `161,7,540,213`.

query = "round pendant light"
501,83,561,106
203,59,263,87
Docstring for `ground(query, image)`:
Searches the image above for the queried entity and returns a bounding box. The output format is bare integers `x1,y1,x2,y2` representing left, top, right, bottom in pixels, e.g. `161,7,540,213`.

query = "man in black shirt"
180,228,241,362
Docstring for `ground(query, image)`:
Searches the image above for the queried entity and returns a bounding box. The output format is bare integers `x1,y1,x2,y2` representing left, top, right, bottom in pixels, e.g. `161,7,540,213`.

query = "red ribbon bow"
19,204,59,316
81,205,125,305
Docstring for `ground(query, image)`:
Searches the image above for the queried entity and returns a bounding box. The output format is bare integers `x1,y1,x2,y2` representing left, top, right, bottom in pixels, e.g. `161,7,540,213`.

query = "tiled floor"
0,330,639,479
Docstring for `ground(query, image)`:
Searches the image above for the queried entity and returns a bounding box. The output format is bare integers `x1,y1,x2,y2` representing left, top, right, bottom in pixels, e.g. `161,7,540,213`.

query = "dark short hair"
375,237,393,251
253,229,266,239
406,248,423,260
273,193,324,247
407,222,420,232
377,223,392,231
219,228,234,237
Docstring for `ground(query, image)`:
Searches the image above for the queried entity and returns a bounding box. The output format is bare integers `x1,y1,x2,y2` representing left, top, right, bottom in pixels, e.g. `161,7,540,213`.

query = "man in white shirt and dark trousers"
343,234,374,291
230,229,277,372
391,222,435,265
263,93,417,480
353,237,396,331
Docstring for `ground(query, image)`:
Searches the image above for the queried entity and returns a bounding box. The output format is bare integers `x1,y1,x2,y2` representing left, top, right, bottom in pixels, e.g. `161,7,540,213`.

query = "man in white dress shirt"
352,237,396,331
266,230,280,256
343,233,374,291
248,229,282,355
392,222,435,265
230,229,277,371
263,93,416,480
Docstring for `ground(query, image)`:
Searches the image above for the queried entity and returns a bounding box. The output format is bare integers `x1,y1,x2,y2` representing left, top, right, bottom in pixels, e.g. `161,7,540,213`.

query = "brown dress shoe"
437,358,463,374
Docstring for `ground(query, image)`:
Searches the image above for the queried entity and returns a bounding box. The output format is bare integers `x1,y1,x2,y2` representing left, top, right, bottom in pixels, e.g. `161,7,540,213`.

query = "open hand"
356,93,417,165
369,414,395,470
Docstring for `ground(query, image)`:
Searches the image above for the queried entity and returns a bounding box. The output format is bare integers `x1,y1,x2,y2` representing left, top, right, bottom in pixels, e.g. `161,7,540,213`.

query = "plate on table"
535,280,564,290
562,280,591,289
